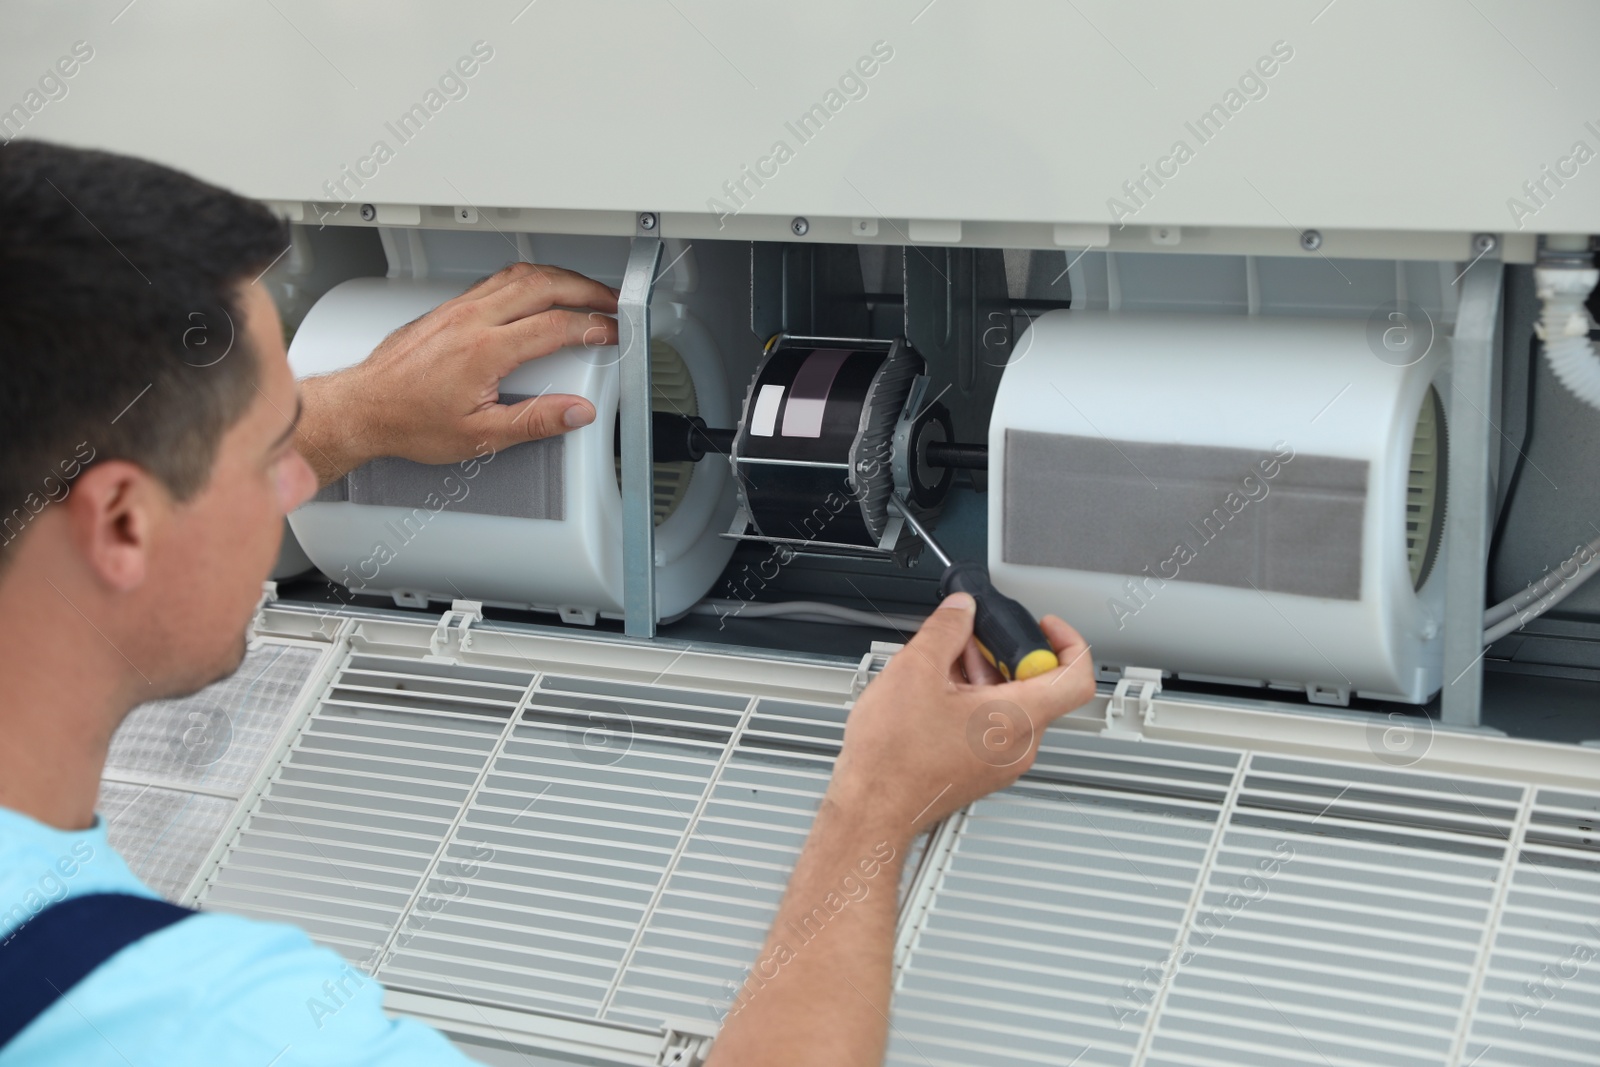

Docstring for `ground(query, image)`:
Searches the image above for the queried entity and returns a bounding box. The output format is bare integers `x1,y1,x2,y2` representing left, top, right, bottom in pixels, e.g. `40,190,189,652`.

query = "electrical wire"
1483,531,1598,627
1483,533,1600,645
690,599,928,633
1486,334,1539,585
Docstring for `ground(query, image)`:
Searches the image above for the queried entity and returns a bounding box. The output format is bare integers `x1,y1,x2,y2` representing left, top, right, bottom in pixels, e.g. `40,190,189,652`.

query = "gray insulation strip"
323,394,566,520
1003,429,1368,600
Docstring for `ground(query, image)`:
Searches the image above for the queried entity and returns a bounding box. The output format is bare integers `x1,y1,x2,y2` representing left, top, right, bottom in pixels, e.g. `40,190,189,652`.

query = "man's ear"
61,460,171,592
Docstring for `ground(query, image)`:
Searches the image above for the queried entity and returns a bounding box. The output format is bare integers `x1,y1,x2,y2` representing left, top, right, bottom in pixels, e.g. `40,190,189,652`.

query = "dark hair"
0,140,287,552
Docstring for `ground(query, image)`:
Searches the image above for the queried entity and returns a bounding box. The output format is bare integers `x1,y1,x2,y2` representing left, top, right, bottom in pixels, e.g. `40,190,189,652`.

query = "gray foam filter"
326,393,566,521
1003,429,1367,600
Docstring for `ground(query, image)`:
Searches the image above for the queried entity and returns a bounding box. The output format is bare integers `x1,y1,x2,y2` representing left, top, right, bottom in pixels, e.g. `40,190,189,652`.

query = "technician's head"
0,141,317,703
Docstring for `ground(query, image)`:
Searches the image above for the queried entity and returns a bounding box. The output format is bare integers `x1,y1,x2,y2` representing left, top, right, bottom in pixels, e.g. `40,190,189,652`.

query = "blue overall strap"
0,892,193,1049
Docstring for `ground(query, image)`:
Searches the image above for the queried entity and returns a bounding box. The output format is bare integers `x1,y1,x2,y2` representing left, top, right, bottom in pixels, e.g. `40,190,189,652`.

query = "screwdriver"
891,497,1060,682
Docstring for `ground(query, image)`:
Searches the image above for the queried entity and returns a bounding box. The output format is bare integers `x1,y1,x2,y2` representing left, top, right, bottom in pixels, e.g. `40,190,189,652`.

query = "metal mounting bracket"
621,214,664,639
1441,251,1504,727
875,514,906,552
1104,666,1163,738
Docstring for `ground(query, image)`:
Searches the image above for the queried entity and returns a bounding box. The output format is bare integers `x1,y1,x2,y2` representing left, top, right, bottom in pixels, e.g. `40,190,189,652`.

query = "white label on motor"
750,383,784,437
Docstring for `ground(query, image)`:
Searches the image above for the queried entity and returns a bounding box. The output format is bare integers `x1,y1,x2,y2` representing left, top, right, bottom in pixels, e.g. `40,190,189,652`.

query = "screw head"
359,203,376,222
1473,233,1497,255
791,217,810,236
637,212,657,231
1299,229,1322,252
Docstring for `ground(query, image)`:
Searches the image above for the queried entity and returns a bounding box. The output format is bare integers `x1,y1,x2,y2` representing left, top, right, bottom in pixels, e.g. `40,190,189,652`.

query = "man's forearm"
295,371,380,487
706,790,911,1066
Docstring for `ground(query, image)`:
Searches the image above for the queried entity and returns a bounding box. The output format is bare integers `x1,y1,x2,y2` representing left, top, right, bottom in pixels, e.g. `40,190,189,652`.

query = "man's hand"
827,592,1095,851
295,262,620,485
705,594,1094,1067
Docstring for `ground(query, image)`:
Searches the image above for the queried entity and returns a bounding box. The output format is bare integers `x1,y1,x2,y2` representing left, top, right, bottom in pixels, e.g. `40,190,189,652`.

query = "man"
0,141,1094,1066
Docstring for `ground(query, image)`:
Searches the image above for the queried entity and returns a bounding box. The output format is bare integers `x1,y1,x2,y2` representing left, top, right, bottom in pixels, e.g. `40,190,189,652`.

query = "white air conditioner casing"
286,277,738,622
991,311,1448,703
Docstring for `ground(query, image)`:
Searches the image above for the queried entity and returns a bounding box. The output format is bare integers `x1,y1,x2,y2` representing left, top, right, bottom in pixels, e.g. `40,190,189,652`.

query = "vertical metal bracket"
1441,253,1504,727
620,217,664,639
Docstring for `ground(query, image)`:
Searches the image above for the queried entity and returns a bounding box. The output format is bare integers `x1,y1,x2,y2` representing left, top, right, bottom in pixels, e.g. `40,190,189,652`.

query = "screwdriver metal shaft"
892,497,1059,682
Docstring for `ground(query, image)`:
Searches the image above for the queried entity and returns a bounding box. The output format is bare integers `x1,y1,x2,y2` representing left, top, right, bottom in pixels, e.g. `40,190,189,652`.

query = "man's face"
138,284,317,696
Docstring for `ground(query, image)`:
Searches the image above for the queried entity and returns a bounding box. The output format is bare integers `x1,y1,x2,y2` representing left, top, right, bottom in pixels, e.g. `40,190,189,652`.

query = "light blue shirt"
0,805,482,1066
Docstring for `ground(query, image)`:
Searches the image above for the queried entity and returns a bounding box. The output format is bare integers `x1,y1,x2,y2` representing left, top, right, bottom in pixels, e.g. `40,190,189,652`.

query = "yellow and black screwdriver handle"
938,560,1060,681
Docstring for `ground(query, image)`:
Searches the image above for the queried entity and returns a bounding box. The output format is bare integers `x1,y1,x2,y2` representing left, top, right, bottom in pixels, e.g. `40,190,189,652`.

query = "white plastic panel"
888,732,1600,1067
605,697,849,1028
888,733,1242,1067
192,635,918,1058
1461,787,1600,1066
1142,756,1520,1067
175,617,1600,1065
198,653,538,965
9,5,1597,238
374,675,750,1018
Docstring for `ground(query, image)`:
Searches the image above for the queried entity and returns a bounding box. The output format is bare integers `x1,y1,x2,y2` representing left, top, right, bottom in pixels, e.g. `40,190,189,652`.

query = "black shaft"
695,424,736,456
924,441,989,470
613,413,737,463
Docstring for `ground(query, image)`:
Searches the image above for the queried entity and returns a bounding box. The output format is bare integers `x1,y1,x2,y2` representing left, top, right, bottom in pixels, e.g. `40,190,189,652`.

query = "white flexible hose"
1535,264,1600,412
690,598,929,632
1483,534,1600,644
1546,334,1600,411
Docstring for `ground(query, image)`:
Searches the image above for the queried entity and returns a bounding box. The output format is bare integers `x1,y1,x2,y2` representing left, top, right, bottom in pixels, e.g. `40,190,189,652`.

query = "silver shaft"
890,496,952,568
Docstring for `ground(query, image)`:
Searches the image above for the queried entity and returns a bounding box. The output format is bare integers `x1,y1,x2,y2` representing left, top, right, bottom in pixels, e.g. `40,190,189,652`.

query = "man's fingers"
900,593,977,676
474,265,620,326
962,637,1005,686
491,310,619,374
456,263,528,300
435,261,543,313
1040,614,1089,660
1004,614,1096,725
471,392,596,451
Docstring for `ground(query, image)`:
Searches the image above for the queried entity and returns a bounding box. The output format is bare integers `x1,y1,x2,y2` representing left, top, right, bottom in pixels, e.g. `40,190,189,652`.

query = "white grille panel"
887,733,1242,1067
880,735,1598,1067
373,674,751,1018
182,626,1600,1066
198,654,536,965
1144,755,1521,1067
605,697,851,1028
1463,787,1600,1066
